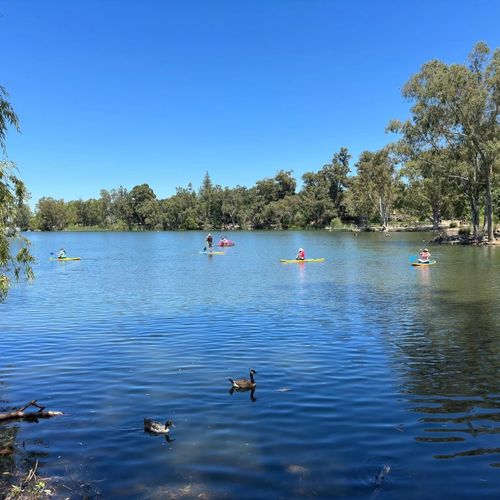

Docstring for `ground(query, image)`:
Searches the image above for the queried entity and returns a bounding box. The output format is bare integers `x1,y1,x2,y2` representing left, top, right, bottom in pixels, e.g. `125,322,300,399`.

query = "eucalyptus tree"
343,174,376,228
0,86,34,297
322,147,351,218
298,148,350,227
398,147,462,229
494,185,500,220
389,42,499,241
349,148,401,231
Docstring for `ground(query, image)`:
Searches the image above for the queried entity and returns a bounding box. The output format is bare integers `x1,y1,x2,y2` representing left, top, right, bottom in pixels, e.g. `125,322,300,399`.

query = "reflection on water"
229,386,257,402
394,254,500,477
415,264,432,288
0,231,499,498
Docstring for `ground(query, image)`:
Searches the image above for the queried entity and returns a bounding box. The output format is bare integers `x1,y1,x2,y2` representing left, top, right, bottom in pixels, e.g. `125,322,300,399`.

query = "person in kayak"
57,248,67,259
418,248,431,263
205,233,213,251
296,248,305,260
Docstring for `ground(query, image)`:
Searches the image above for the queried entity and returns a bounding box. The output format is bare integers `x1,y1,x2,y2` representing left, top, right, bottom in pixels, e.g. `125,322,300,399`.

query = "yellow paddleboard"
280,258,325,263
411,260,436,266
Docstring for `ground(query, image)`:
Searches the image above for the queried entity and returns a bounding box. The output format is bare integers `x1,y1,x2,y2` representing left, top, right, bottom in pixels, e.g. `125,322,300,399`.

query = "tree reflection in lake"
392,286,500,466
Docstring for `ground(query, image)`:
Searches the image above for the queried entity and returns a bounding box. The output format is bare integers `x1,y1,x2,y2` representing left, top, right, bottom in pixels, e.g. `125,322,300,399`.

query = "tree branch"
0,400,63,422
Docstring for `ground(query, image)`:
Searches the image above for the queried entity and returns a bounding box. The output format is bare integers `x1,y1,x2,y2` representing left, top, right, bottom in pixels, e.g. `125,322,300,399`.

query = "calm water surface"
1,231,499,499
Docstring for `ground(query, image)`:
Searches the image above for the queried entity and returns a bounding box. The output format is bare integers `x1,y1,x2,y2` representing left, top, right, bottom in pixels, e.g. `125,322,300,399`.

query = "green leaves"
0,161,34,300
0,85,20,153
392,42,500,240
0,86,34,299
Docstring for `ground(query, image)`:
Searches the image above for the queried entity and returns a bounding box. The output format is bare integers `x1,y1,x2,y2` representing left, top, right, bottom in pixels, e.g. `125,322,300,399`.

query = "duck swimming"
143,418,175,434
228,369,256,390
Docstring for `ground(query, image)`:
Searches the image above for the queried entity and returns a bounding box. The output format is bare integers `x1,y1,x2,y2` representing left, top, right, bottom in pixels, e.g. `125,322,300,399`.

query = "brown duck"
144,418,175,434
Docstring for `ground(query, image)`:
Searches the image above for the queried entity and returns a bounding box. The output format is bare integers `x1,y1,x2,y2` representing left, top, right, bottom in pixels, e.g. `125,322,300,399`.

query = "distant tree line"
12,42,500,238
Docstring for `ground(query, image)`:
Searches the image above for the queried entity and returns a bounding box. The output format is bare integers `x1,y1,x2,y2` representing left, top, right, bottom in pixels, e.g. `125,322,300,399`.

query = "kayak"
49,257,81,261
280,258,325,264
217,240,235,247
199,251,225,255
411,260,436,266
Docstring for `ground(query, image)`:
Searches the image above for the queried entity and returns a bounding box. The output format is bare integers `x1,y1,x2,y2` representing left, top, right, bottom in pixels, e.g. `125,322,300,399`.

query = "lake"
1,231,499,498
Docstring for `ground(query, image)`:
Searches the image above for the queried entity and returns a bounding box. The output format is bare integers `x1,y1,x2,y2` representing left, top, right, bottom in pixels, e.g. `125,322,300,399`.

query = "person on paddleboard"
57,248,67,259
296,248,305,260
205,233,213,250
418,248,431,263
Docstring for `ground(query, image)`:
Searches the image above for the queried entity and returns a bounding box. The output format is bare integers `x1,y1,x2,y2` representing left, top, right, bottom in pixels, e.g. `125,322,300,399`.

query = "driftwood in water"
0,400,63,422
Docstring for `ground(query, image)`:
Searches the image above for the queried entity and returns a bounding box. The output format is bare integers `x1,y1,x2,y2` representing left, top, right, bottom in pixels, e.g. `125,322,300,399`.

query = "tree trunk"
432,205,441,230
378,197,388,231
471,197,480,240
467,156,482,241
484,163,495,241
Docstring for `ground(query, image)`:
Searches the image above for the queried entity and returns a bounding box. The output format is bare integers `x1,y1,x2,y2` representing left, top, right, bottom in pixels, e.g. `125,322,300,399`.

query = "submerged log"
0,400,63,422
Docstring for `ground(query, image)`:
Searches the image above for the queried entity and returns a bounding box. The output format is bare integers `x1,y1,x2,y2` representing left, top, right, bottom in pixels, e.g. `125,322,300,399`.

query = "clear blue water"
1,231,499,498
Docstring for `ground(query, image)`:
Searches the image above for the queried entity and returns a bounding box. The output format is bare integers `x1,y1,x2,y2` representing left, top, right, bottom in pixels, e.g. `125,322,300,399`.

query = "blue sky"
2,0,499,206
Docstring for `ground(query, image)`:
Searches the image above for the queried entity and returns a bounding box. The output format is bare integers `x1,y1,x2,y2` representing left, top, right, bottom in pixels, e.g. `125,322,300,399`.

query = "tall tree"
351,148,400,231
390,42,500,241
198,172,215,228
299,149,350,226
343,174,377,228
323,147,351,218
128,184,159,230
99,189,114,228
396,143,462,229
